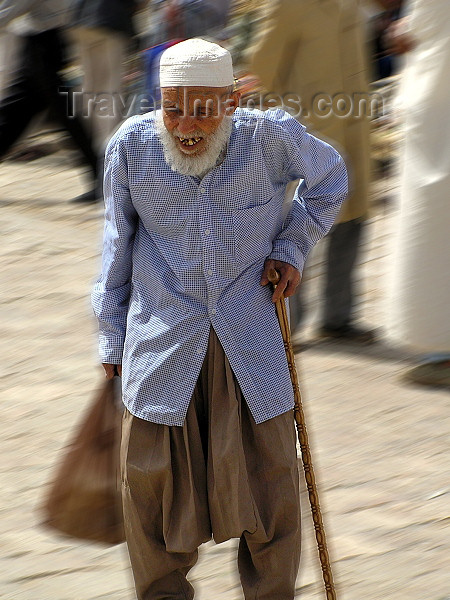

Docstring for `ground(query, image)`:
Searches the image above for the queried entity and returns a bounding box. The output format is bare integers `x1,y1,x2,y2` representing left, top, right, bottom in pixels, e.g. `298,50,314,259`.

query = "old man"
92,38,347,599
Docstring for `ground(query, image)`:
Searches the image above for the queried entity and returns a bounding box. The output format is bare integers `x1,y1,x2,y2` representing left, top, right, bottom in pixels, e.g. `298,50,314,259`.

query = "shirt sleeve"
91,132,138,364
268,111,348,273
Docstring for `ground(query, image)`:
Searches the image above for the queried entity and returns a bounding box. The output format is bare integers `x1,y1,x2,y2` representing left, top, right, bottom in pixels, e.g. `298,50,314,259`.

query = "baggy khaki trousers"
120,329,301,599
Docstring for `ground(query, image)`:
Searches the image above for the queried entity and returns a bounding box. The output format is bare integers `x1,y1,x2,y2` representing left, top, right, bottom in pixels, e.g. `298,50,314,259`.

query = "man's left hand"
260,259,301,302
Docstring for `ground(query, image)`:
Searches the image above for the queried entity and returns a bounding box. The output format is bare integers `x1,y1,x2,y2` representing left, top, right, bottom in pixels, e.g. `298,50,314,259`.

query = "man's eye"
164,107,181,116
194,109,212,118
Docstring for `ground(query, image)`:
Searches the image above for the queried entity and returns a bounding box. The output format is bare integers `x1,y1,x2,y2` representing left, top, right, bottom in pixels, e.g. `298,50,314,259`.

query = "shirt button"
207,269,213,276
197,347,203,355
200,187,206,193
211,308,217,316
204,229,210,236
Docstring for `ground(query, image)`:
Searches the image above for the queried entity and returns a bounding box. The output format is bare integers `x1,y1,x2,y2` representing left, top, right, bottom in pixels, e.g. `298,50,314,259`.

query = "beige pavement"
1,142,449,600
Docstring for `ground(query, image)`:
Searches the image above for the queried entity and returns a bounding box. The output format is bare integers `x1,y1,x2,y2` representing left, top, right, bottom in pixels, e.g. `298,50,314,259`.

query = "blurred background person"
163,0,184,40
228,0,262,67
371,11,395,80
0,0,98,193
179,0,230,37
161,0,231,41
386,0,450,386
367,0,403,81
207,0,231,31
0,17,23,100
250,0,377,344
70,0,145,203
141,0,167,48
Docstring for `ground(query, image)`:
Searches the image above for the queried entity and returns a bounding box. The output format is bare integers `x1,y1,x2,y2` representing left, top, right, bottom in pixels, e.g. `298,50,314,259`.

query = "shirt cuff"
99,335,124,364
268,239,306,274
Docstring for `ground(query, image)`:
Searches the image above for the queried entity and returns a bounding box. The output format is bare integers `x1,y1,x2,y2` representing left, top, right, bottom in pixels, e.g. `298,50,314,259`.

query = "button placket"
198,197,219,319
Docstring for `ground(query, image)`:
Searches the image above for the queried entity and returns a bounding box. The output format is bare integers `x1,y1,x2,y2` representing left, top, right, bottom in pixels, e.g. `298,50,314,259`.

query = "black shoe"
318,324,378,344
71,189,101,203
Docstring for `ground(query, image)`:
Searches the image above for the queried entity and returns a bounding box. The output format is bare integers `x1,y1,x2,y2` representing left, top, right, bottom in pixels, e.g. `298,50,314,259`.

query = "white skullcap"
159,38,234,88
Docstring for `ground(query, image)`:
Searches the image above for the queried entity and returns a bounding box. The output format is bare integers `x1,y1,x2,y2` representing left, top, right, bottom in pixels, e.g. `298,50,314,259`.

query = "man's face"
161,86,239,156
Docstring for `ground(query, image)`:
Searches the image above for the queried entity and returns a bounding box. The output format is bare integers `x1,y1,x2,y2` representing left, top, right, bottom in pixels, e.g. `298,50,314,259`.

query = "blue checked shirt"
92,108,348,426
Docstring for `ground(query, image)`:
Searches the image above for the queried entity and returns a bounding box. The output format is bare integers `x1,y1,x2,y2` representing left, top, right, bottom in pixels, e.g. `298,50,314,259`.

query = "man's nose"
177,115,197,134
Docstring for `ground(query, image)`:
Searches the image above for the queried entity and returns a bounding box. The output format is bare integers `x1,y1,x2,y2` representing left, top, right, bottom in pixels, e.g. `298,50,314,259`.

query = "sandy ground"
1,143,449,600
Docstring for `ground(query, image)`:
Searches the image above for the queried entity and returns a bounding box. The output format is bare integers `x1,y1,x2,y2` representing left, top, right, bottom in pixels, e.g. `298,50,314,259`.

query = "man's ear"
223,91,241,116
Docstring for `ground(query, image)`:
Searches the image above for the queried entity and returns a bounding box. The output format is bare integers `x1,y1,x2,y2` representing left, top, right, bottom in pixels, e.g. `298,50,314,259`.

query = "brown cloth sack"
41,377,125,545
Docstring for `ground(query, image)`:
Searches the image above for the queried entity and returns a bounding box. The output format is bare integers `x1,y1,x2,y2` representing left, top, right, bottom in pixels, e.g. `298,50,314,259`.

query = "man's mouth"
178,136,203,147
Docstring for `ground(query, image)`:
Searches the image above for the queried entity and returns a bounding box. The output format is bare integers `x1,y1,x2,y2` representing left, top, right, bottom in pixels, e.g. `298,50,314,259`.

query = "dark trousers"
0,28,97,179
290,218,364,332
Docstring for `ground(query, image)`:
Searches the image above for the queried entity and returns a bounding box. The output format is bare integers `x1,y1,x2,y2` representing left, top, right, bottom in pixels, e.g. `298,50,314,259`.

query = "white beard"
156,111,233,179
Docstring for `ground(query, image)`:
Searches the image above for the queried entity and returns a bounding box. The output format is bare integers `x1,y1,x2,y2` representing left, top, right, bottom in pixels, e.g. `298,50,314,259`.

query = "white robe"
387,0,450,353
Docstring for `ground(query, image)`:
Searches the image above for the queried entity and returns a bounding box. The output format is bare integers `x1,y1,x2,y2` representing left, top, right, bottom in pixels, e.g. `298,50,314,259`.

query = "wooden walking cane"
268,268,338,600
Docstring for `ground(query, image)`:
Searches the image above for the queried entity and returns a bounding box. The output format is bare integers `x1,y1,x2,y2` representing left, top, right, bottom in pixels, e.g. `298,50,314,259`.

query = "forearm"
92,131,138,364
271,132,348,273
93,280,132,363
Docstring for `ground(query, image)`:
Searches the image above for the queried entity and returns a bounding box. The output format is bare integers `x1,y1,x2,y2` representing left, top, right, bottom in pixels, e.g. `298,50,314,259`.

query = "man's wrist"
269,239,305,274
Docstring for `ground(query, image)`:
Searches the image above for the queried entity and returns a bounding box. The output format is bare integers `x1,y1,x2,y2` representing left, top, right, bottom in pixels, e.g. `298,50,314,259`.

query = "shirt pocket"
232,197,277,270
